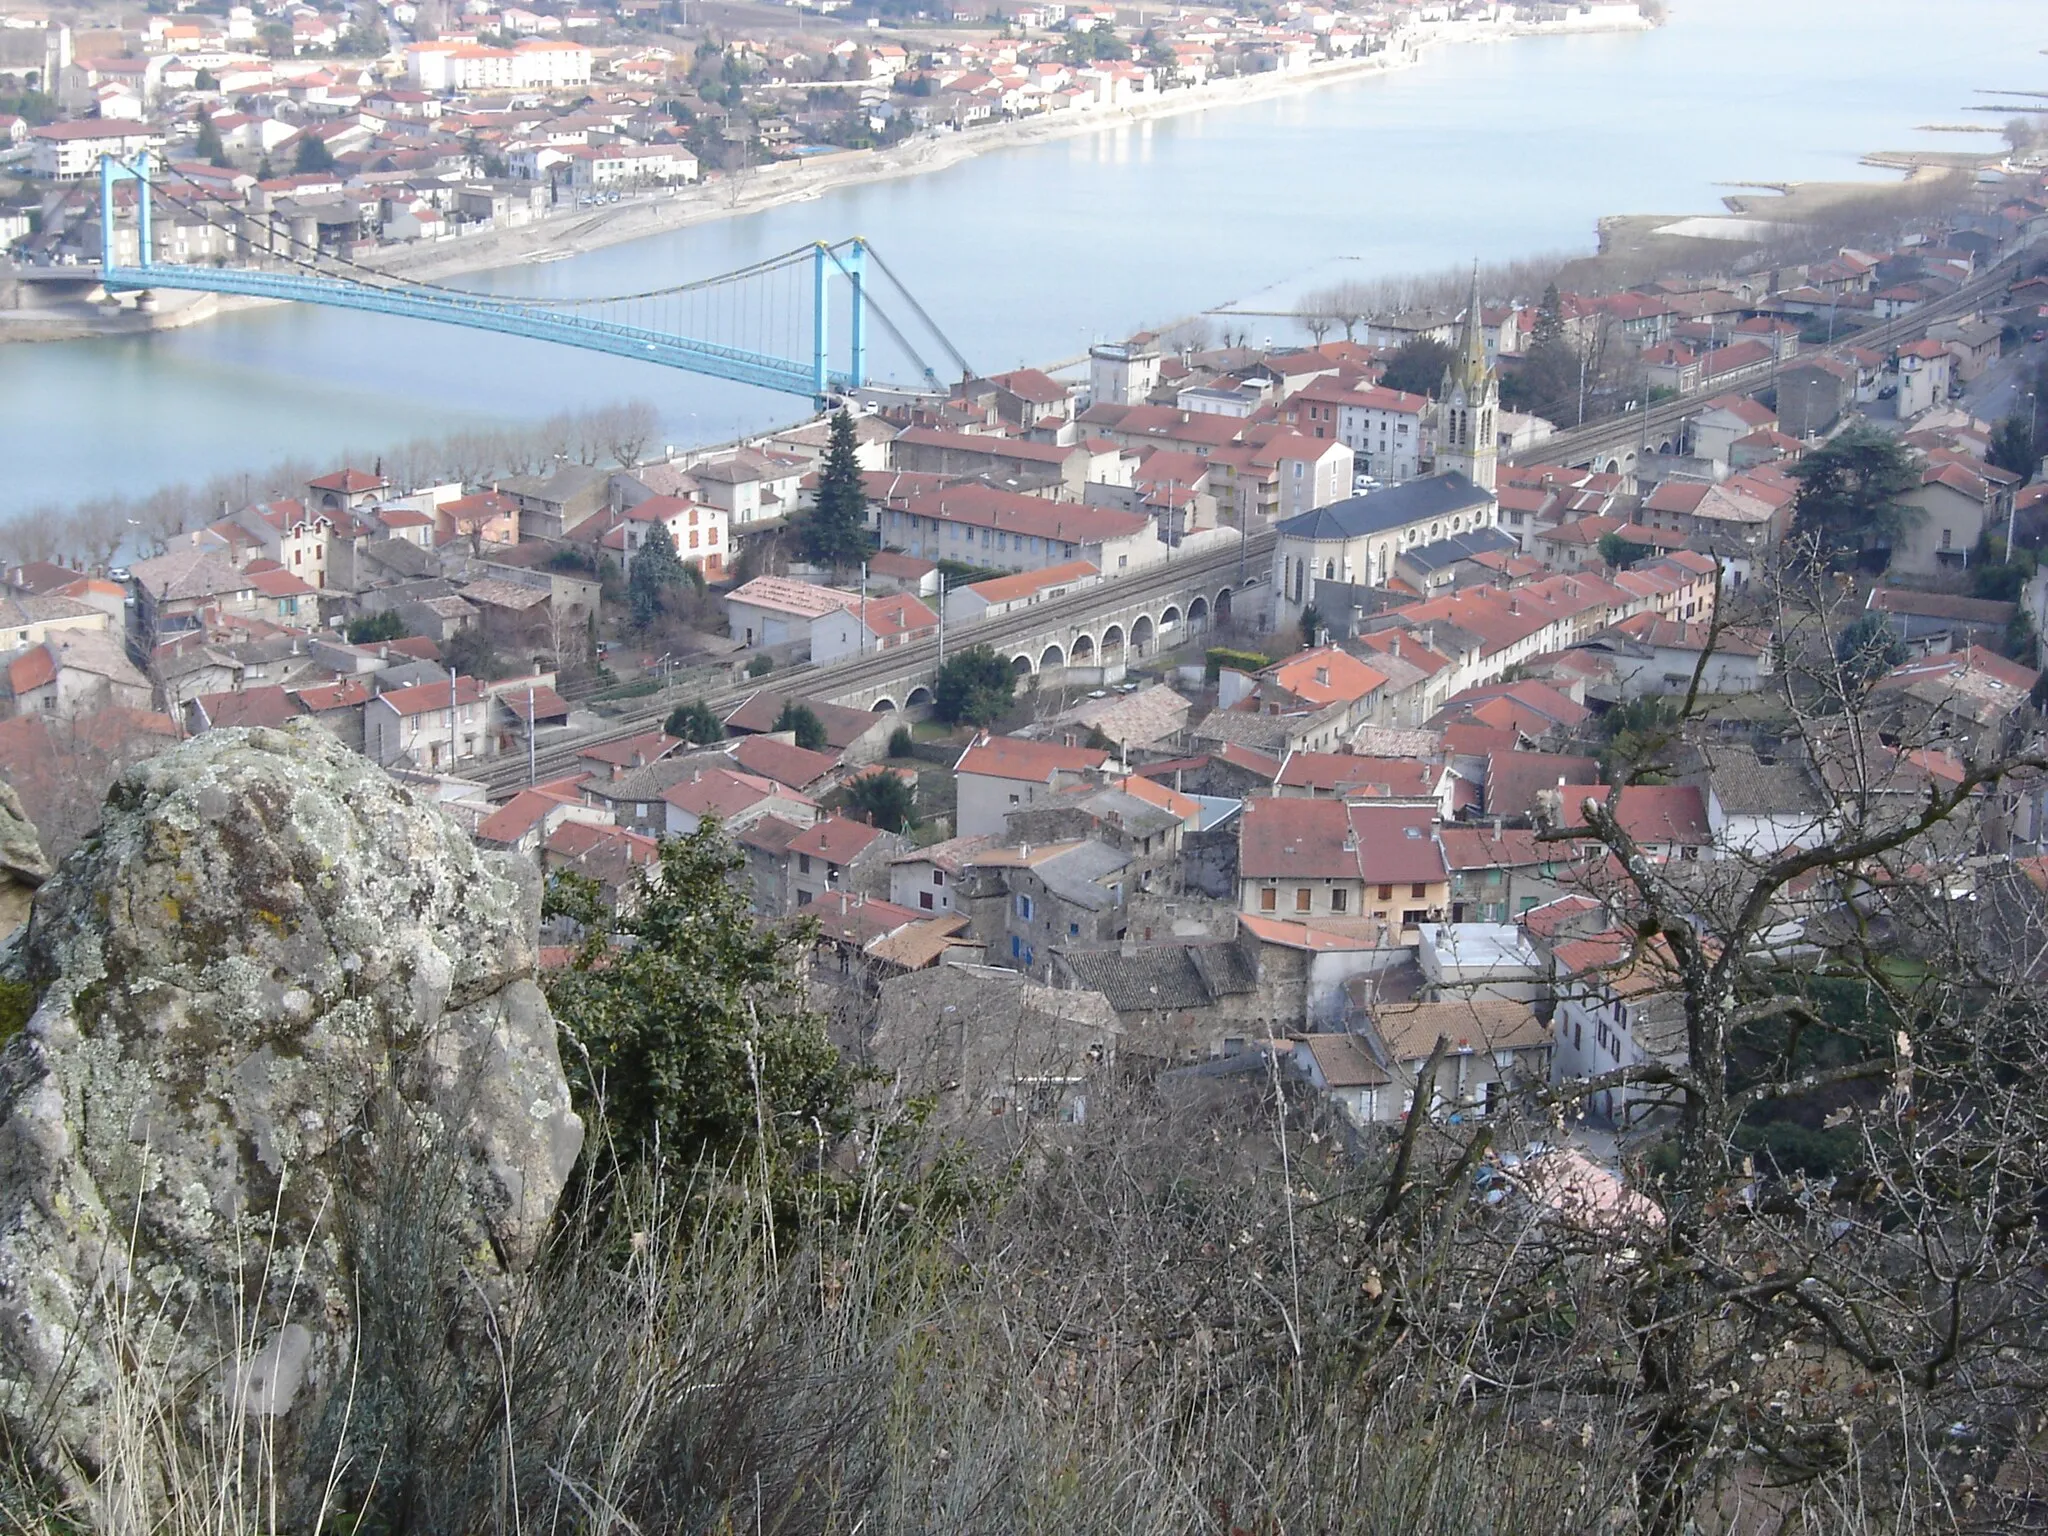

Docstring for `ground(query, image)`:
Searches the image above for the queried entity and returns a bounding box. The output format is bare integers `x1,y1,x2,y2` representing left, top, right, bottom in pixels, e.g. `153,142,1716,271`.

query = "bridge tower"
98,150,154,272
1435,264,1498,494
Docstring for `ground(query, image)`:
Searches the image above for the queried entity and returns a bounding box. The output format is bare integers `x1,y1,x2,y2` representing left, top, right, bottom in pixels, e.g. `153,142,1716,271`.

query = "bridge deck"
99,262,850,399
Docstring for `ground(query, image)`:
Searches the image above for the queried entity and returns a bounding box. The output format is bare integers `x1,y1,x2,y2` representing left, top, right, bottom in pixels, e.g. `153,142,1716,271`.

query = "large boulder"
0,723,583,1493
0,780,49,939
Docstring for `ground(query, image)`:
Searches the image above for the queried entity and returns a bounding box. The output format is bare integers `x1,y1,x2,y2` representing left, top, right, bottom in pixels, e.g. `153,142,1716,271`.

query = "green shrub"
1204,646,1270,683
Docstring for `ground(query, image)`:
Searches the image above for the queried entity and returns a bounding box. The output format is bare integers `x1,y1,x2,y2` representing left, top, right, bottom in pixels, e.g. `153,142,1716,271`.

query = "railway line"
477,530,1277,792
1508,251,2027,470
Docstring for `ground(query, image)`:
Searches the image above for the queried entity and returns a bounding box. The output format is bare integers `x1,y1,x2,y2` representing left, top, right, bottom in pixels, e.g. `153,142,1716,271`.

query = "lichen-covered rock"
0,723,583,1491
0,779,49,939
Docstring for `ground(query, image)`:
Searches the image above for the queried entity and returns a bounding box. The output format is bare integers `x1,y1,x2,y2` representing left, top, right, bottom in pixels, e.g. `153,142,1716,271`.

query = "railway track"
479,530,1277,792
1508,253,2026,470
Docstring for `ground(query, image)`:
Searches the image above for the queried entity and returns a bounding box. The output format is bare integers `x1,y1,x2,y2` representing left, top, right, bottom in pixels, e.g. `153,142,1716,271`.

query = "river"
1,0,2042,515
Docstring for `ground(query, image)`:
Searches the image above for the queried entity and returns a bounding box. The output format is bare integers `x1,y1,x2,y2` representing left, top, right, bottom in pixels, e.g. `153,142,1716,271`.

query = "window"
634,803,647,819
1068,922,1080,937
799,854,812,875
1015,893,1034,921
1295,888,1312,913
1329,888,1348,913
932,869,945,886
1259,887,1278,912
1377,884,1394,901
1940,528,1953,550
1008,793,1020,804
1411,883,1427,899
797,890,812,906
1402,909,1426,927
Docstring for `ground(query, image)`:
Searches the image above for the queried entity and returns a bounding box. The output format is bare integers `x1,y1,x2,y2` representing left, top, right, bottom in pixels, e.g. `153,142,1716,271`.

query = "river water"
2,0,2042,514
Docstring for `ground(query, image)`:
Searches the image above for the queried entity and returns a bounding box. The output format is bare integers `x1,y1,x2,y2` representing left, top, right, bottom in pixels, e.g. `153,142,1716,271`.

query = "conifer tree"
804,409,870,569
628,522,688,629
193,108,228,169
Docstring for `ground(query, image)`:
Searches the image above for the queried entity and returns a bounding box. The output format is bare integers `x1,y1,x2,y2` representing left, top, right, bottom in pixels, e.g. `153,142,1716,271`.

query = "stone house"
787,815,907,910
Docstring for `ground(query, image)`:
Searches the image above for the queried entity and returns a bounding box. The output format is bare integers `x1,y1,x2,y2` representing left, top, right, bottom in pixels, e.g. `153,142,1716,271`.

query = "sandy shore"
0,11,1653,338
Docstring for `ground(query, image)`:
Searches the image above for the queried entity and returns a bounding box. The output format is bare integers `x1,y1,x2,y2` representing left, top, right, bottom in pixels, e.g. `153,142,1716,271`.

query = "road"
478,530,1276,792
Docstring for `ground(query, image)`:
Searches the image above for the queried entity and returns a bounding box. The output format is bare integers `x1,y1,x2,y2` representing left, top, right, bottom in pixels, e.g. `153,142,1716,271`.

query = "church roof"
1276,473,1493,542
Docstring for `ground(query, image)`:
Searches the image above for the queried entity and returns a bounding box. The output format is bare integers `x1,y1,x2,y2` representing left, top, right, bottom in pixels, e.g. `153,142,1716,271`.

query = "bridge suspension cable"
120,154,963,400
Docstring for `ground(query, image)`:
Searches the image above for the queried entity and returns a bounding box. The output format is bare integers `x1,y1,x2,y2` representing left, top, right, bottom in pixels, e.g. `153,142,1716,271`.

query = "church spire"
1435,259,1499,495
1460,260,1487,381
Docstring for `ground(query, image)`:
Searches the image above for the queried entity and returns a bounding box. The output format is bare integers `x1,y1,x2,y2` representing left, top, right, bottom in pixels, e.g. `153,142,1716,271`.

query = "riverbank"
371,11,1656,291
0,8,1655,338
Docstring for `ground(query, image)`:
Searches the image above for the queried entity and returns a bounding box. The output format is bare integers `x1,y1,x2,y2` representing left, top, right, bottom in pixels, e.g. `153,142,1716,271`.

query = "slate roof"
1276,472,1491,541
1058,941,1259,1013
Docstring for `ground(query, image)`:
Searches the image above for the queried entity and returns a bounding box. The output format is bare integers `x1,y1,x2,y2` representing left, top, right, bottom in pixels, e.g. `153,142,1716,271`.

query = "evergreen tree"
1297,603,1325,650
628,522,689,629
773,700,827,752
1990,412,2039,480
1379,337,1455,398
932,646,1015,726
1789,424,1923,561
542,825,848,1175
293,132,336,175
844,769,917,833
1834,611,1907,684
193,108,228,168
804,409,870,569
665,698,725,745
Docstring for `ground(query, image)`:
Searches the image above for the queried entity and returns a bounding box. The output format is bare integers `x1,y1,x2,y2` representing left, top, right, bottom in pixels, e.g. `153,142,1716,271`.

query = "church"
1272,273,1501,631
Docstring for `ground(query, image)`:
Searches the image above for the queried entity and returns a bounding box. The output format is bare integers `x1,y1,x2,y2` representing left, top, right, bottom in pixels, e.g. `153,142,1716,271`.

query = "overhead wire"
143,165,973,391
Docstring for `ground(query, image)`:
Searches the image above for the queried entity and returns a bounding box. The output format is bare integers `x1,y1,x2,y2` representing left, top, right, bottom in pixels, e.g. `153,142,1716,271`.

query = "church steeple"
1436,262,1499,494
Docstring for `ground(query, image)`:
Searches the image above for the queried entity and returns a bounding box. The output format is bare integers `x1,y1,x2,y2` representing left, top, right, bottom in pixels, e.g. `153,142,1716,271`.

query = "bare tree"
601,400,660,469
1357,557,2048,1533
69,499,126,571
131,485,199,557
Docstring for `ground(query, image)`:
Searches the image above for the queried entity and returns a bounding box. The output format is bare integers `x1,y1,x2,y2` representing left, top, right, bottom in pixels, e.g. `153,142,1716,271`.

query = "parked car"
2032,328,2046,343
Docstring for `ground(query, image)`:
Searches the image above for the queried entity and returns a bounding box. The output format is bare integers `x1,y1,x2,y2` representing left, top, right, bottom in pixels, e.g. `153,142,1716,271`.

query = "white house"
1548,931,1687,1127
28,120,163,179
364,676,491,770
810,593,937,665
880,485,1163,577
600,494,727,580
724,575,853,652
952,732,1110,839
943,559,1101,626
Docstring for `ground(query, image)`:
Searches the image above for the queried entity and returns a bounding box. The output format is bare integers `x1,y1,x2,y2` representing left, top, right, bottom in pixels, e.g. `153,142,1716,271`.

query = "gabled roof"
788,813,890,863
372,675,488,716
729,732,839,789
954,733,1110,785
1276,472,1491,542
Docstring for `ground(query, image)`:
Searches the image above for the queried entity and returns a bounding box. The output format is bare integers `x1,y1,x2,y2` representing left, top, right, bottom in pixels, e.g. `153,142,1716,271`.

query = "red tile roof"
373,676,488,717
954,733,1110,785
787,813,889,863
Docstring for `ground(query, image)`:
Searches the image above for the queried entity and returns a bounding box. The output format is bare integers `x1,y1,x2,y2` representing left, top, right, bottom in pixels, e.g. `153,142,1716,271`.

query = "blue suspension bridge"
96,150,972,402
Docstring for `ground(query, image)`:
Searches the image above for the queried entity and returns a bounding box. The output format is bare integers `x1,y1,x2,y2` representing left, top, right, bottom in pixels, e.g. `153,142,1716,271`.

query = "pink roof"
955,733,1110,785
787,814,888,862
375,676,487,717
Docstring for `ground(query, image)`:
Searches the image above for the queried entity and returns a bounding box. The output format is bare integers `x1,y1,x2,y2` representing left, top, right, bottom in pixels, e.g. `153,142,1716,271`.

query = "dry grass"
0,1073,2005,1535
